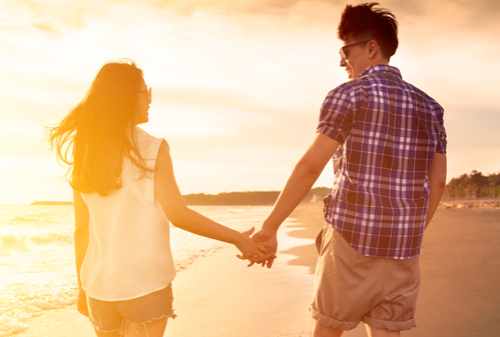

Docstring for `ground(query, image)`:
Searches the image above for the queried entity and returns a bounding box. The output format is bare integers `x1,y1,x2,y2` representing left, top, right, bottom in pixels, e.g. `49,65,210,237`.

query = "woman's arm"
73,190,89,315
154,140,263,260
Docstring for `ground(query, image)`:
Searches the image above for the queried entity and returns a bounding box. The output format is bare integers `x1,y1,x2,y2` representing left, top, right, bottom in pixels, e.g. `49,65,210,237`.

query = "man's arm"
426,152,447,228
73,190,89,316
252,134,341,267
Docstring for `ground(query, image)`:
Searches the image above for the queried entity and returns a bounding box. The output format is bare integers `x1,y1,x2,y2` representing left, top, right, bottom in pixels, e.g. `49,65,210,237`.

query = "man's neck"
368,59,389,68
359,60,390,76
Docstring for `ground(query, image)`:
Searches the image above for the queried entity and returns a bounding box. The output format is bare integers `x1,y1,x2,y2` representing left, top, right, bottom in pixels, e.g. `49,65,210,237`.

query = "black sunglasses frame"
339,39,373,61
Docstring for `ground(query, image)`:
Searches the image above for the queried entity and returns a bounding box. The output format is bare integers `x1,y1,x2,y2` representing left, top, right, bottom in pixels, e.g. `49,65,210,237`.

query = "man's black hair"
338,2,398,59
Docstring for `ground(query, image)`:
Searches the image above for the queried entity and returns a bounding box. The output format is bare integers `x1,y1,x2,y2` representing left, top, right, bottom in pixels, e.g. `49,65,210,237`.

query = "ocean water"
0,204,305,337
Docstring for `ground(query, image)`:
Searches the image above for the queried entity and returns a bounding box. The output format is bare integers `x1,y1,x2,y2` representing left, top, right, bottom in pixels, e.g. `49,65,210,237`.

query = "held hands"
235,227,269,265
235,226,277,268
249,227,277,268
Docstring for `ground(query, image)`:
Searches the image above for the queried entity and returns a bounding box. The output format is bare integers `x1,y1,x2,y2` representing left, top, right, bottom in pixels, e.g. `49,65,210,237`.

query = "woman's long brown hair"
50,61,152,196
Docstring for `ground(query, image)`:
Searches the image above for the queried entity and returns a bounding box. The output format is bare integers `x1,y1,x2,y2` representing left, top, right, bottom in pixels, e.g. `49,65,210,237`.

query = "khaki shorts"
310,225,420,332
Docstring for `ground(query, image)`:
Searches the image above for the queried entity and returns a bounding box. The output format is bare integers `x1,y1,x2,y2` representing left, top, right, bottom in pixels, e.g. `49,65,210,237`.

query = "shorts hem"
362,315,416,331
128,311,177,324
310,307,358,330
87,317,122,334
89,312,177,333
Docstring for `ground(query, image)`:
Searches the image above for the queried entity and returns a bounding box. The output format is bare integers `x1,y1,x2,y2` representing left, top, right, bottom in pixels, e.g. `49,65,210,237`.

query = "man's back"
318,64,447,259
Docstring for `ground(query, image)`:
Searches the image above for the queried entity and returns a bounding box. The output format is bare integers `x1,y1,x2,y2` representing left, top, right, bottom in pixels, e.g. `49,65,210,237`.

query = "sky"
0,0,499,203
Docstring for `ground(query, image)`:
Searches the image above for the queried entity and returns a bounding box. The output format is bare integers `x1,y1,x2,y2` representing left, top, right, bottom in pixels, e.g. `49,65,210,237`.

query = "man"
251,3,447,337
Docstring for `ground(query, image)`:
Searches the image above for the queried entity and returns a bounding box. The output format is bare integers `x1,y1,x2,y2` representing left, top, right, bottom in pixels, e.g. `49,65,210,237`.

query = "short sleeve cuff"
317,122,347,144
435,130,447,153
436,143,447,154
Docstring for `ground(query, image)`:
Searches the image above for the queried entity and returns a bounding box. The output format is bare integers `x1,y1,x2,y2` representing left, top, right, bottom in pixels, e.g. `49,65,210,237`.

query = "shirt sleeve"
432,106,447,154
316,84,356,144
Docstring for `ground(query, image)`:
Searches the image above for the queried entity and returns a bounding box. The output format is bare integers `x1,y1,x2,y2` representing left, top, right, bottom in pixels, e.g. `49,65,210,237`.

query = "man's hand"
249,228,278,268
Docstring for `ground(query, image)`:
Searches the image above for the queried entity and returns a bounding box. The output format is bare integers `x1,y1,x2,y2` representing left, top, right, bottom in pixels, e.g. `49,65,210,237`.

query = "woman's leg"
123,318,168,337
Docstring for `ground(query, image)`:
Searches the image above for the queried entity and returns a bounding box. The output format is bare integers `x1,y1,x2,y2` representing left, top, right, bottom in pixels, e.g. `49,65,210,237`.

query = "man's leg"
313,320,344,337
364,323,400,337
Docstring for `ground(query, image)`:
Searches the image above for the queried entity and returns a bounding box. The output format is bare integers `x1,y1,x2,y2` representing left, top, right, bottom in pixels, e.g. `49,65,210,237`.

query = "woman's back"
79,127,175,301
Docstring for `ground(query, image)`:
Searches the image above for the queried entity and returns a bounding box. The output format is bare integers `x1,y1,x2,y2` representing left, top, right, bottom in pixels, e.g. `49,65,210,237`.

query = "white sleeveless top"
79,127,176,301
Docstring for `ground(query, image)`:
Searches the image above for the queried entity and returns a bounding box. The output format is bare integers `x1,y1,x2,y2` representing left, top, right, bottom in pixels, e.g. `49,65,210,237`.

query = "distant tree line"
445,170,500,199
184,187,331,205
184,170,500,205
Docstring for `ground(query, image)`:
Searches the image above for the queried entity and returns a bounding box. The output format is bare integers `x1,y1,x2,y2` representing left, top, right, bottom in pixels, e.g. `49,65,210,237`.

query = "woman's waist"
81,245,175,282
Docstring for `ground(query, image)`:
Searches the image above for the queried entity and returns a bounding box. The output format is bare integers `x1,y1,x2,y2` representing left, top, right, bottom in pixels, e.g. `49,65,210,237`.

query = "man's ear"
368,40,378,59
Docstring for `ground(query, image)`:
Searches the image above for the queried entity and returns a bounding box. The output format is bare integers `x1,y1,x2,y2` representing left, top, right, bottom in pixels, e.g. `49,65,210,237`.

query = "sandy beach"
14,204,500,337
288,204,500,337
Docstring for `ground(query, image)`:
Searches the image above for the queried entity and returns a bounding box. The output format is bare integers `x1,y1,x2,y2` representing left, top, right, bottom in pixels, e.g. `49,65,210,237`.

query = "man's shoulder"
325,79,365,101
401,81,444,112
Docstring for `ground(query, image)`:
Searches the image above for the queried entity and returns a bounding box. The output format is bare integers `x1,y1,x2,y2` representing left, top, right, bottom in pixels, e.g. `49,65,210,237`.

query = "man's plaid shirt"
318,64,447,259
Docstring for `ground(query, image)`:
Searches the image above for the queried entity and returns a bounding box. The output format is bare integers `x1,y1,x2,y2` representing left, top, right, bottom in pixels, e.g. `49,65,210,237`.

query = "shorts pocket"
316,226,334,256
315,228,324,254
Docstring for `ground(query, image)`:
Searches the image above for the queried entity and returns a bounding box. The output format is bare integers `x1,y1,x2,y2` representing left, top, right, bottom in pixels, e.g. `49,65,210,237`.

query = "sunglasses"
138,86,152,102
339,39,372,61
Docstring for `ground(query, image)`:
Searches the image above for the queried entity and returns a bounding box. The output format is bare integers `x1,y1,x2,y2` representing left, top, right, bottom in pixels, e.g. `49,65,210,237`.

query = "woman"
50,60,264,337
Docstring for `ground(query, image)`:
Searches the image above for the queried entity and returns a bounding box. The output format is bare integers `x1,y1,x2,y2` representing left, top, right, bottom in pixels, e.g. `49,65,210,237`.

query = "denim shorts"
86,285,176,334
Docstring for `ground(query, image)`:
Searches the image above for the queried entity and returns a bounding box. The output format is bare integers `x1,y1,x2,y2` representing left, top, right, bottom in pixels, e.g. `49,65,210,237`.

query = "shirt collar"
360,64,402,79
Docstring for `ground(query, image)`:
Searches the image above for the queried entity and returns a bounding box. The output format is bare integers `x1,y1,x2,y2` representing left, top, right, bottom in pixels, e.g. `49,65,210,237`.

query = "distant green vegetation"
184,170,500,204
445,170,500,199
184,187,331,205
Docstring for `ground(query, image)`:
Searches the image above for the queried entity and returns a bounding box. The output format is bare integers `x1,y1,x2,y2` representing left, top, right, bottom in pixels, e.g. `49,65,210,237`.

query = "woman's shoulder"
133,126,166,161
134,126,162,144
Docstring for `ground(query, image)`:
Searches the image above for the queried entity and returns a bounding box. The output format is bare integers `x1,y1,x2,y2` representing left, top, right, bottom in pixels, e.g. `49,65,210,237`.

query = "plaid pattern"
317,64,447,259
